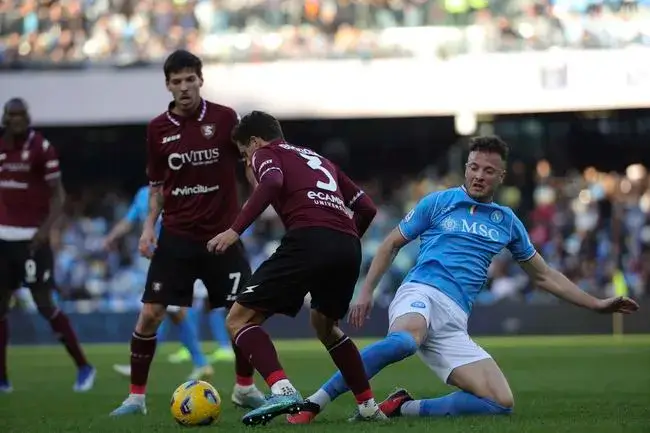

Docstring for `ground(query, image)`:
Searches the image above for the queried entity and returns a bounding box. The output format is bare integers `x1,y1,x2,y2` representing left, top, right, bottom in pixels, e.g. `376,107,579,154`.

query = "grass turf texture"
1,335,649,433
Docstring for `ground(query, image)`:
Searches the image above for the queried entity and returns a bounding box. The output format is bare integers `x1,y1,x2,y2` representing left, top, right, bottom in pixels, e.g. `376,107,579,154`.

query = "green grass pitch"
1,335,649,433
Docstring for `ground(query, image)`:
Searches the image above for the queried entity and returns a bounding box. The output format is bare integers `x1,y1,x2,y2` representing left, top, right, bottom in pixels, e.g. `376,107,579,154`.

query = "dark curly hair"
232,111,284,146
163,50,203,81
468,135,509,162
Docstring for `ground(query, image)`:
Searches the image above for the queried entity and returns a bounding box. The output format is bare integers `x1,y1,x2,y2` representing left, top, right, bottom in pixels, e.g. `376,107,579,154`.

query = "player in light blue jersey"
105,186,213,380
289,135,639,424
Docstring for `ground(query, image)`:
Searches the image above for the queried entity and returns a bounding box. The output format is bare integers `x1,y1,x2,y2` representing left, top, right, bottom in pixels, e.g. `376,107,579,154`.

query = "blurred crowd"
11,160,649,314
0,0,649,68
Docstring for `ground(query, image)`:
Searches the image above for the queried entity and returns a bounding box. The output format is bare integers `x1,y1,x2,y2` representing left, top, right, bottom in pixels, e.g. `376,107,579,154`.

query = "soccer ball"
170,380,222,426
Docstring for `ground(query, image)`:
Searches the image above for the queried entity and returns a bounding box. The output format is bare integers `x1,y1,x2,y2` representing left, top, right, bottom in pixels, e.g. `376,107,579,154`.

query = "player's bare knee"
137,303,167,334
493,387,514,409
31,289,57,318
388,313,428,346
449,359,514,409
226,302,264,337
309,309,342,346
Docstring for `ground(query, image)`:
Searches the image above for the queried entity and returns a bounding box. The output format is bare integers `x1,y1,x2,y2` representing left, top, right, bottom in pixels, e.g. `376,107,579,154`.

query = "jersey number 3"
299,153,337,192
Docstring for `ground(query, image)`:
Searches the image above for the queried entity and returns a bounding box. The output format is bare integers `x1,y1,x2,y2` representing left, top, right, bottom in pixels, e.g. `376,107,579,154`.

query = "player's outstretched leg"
227,303,303,426
230,341,265,409
378,387,513,418
32,289,95,392
288,330,418,423
311,310,386,423
110,303,166,417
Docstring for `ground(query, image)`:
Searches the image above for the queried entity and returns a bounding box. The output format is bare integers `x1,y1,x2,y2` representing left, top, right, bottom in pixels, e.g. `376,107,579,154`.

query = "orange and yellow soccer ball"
170,380,222,426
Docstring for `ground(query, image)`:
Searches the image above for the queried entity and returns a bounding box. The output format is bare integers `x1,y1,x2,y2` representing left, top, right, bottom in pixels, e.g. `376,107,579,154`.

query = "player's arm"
360,193,438,296
104,190,144,247
42,177,65,233
145,124,165,230
230,148,283,235
105,219,134,246
511,215,638,313
36,139,65,244
361,228,409,295
519,253,603,309
337,169,377,237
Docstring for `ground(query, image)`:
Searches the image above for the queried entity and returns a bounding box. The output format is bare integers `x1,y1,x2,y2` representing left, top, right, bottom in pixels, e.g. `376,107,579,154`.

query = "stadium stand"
0,0,649,68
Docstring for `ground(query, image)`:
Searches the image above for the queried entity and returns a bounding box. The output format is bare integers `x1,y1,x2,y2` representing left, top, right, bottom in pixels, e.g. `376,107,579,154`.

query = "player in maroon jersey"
110,50,263,417
207,111,386,426
0,98,95,393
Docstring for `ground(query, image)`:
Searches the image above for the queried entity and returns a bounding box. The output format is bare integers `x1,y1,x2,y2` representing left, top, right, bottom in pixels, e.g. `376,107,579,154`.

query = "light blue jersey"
398,186,536,314
125,186,161,234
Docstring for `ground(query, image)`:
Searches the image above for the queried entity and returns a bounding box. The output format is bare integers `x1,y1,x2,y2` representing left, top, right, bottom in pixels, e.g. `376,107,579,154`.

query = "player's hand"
348,289,374,329
593,296,639,314
206,229,239,254
138,226,157,259
103,235,117,251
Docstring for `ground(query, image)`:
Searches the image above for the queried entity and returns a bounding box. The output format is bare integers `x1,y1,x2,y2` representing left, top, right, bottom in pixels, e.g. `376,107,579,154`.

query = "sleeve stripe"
397,224,411,241
44,172,61,180
347,190,364,208
258,167,282,181
518,250,537,263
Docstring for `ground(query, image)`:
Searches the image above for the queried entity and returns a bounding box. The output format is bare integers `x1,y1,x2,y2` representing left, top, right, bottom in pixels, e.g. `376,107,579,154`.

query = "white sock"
400,400,420,416
270,379,296,396
357,398,379,417
128,393,146,402
307,388,331,410
234,383,255,393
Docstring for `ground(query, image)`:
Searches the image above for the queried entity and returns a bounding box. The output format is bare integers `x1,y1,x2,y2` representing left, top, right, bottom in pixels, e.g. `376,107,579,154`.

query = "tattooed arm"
145,185,164,229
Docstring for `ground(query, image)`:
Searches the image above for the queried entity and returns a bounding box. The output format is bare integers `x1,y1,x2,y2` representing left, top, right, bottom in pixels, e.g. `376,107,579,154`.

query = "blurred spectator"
1,0,649,68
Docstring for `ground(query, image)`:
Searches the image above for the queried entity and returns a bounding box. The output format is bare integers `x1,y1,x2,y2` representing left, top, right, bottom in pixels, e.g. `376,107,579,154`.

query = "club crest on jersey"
490,210,503,224
201,124,216,139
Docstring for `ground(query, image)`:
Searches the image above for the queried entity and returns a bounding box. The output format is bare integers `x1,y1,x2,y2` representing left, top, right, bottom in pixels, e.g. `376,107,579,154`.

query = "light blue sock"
321,331,418,400
208,308,231,348
177,316,208,368
157,317,169,344
188,307,202,339
402,391,512,417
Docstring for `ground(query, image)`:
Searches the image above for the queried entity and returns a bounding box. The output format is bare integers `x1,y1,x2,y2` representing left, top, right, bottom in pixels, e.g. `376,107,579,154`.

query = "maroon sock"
130,332,157,394
49,310,88,368
232,341,255,386
0,318,7,382
234,325,286,387
328,336,373,403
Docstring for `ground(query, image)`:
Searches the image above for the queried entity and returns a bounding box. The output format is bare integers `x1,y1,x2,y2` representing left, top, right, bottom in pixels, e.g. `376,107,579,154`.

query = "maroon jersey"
0,130,60,240
249,141,365,237
147,99,241,241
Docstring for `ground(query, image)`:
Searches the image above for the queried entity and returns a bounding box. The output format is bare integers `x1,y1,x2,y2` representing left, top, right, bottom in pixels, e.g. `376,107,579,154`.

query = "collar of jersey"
0,130,35,151
460,184,494,204
267,138,287,147
166,99,207,126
